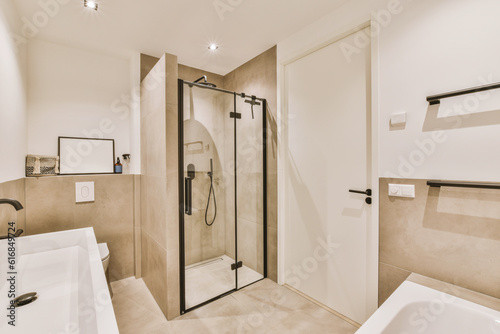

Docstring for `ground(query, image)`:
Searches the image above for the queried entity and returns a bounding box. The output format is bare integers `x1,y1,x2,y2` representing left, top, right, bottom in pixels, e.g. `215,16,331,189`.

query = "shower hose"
205,172,217,226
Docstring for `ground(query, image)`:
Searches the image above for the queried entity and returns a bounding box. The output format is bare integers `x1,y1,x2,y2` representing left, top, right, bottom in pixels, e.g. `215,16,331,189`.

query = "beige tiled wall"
23,174,136,282
0,175,137,282
0,174,138,283
133,174,141,278
0,178,26,236
140,53,180,320
379,178,500,305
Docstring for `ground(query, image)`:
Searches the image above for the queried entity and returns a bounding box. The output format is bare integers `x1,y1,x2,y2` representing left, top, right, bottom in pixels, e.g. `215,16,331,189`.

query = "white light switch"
76,182,95,203
388,184,415,198
390,112,407,126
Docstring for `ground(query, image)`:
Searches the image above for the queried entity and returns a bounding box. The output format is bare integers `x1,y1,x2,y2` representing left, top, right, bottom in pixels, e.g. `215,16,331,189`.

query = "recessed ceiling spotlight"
84,0,98,11
208,44,219,51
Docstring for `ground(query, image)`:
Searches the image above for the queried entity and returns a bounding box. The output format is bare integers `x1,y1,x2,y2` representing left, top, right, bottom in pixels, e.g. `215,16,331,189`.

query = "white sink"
0,228,119,333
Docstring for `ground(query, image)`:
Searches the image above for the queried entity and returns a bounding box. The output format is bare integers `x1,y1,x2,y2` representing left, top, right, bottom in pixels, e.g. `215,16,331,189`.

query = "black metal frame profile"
427,180,500,190
178,79,268,314
427,82,500,105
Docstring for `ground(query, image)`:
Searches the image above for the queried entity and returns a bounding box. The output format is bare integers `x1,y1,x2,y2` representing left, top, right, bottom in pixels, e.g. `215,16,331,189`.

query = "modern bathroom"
1,0,499,333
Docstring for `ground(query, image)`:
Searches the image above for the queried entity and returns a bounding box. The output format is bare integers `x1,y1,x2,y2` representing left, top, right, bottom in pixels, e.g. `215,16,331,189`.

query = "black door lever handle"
349,189,372,196
349,189,372,205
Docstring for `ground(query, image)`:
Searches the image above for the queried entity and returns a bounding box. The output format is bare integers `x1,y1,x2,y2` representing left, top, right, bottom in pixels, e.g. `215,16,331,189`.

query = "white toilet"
98,243,113,297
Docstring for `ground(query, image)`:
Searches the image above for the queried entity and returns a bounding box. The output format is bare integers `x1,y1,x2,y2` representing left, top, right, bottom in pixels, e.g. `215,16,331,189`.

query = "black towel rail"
427,82,500,105
427,180,500,190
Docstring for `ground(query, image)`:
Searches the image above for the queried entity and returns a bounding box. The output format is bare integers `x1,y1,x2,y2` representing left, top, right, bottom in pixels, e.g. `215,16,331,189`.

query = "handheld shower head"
207,158,213,177
205,158,217,226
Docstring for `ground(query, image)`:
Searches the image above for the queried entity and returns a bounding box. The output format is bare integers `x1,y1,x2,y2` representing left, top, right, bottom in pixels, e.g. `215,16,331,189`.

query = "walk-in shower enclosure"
178,79,268,312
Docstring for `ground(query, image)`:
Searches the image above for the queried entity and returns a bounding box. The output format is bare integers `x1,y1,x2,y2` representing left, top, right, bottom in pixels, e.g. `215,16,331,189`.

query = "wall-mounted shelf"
427,82,500,105
427,180,500,190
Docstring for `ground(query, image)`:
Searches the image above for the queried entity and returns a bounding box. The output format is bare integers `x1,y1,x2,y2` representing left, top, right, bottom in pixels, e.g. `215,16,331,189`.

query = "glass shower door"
180,79,267,313
182,83,235,310
236,96,265,289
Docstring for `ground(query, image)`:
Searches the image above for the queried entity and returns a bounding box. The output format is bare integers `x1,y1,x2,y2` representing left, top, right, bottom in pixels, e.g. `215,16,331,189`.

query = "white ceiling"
14,0,349,75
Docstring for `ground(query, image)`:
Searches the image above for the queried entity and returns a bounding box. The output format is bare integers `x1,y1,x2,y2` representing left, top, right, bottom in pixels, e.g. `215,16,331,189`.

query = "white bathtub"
0,228,118,334
357,280,500,334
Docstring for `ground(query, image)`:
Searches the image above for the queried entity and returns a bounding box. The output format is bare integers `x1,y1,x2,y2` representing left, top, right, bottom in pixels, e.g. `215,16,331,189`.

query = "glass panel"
183,84,235,309
236,97,265,289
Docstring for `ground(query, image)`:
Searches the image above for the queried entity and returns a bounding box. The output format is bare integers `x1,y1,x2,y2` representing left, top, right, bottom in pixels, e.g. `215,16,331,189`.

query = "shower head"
202,82,217,88
194,75,207,83
192,75,217,88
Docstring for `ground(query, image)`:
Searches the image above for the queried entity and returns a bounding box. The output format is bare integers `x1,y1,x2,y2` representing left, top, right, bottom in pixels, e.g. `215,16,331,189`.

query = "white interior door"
284,28,374,324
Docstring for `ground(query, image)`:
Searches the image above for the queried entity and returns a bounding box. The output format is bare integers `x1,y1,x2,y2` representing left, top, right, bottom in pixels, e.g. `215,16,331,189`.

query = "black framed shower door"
178,79,268,314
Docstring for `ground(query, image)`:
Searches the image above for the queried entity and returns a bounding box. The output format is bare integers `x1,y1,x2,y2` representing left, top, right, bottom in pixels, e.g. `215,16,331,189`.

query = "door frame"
277,21,380,319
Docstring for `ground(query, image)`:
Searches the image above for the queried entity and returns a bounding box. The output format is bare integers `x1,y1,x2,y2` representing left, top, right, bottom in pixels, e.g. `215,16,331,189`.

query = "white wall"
0,0,27,183
27,39,133,172
279,0,500,182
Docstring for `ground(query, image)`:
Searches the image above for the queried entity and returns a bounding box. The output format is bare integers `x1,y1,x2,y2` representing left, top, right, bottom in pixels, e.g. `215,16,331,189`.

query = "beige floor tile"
232,279,351,333
112,277,359,334
145,323,177,334
267,310,357,334
185,255,262,309
177,294,271,334
170,317,247,334
233,279,311,313
111,277,165,318
112,278,168,334
266,298,358,333
181,295,246,319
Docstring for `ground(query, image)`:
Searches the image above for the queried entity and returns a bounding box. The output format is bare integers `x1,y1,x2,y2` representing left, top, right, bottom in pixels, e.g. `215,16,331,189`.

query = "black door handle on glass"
185,177,192,215
185,164,196,215
349,188,372,205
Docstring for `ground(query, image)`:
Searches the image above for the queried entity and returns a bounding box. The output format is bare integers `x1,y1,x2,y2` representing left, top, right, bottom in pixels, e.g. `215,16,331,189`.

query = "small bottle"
114,157,123,174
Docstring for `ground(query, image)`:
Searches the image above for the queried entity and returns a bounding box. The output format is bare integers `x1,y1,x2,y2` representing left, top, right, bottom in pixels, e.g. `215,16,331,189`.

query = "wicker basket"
26,155,60,176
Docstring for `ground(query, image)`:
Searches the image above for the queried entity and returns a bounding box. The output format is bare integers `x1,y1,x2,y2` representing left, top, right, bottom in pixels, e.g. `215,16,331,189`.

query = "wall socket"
388,184,415,198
